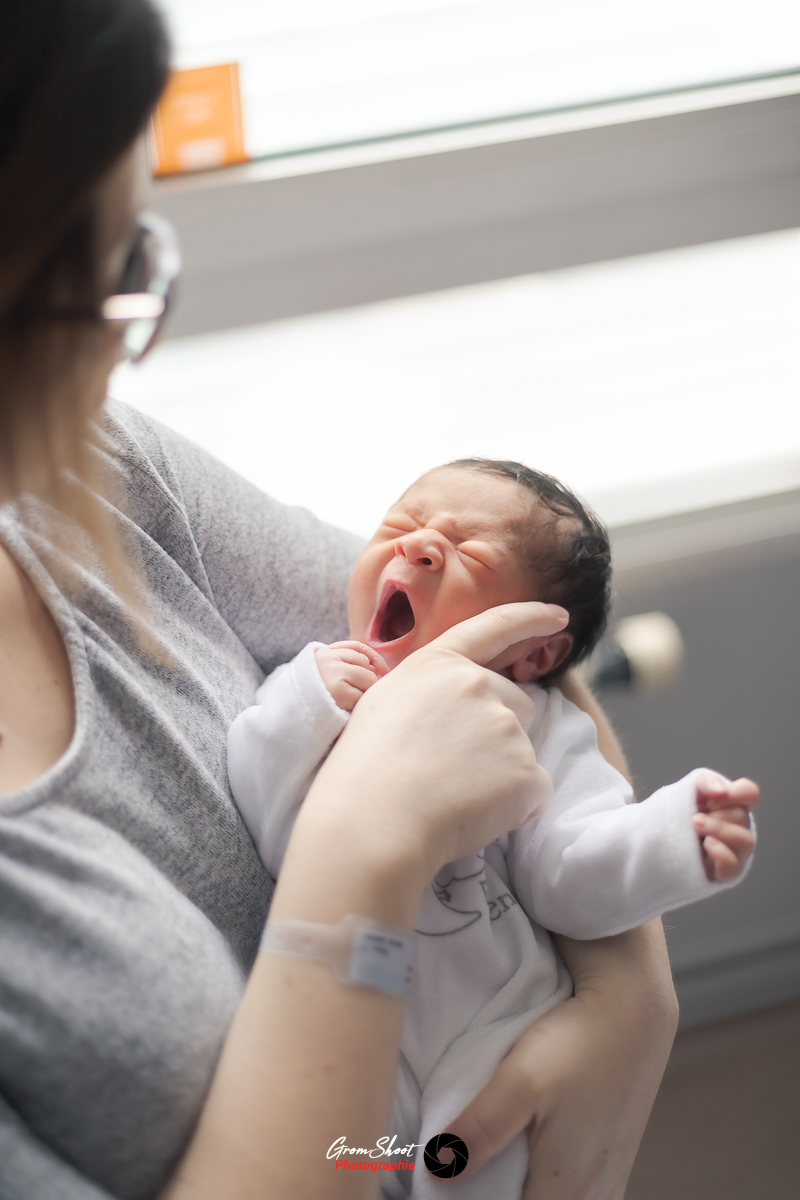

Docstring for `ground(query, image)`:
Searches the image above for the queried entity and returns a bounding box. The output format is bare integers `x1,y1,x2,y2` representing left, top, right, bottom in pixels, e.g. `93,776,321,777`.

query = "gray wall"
606,512,800,1026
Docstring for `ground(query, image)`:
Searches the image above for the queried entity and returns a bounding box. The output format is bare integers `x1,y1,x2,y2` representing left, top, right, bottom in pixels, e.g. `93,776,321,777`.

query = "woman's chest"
0,803,250,1200
0,569,274,1196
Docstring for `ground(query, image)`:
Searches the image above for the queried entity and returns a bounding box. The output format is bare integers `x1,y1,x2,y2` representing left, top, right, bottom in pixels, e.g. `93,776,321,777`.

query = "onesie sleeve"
227,643,350,876
508,689,752,940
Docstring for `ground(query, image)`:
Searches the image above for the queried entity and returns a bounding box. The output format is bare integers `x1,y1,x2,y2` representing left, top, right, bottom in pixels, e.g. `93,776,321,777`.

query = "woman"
0,3,678,1198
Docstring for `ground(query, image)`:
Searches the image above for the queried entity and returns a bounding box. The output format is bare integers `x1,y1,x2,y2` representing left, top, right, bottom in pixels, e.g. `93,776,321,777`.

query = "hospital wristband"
260,914,416,997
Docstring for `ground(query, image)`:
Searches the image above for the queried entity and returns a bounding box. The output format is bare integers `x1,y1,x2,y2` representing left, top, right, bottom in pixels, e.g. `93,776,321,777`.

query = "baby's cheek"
346,580,373,640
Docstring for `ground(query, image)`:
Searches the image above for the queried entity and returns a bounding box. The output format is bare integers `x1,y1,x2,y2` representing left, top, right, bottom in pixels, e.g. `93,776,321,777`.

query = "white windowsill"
153,70,800,193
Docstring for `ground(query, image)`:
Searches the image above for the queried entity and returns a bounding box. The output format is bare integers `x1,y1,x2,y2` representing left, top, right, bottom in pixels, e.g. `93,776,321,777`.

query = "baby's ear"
511,631,574,683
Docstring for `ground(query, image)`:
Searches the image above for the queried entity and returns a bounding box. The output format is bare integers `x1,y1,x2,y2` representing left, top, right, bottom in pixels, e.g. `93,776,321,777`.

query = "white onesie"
227,642,743,1199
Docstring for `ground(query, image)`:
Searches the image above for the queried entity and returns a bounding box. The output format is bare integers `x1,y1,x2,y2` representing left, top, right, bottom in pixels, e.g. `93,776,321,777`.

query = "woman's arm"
535,924,678,1199
164,604,565,1200
165,823,424,1200
449,921,678,1199
558,671,632,785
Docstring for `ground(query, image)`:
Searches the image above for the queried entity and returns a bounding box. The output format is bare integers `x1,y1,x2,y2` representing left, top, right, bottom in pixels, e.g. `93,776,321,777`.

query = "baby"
227,459,757,1200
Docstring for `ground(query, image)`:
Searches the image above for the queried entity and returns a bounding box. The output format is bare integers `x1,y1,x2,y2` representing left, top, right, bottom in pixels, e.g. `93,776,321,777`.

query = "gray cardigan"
0,402,362,1200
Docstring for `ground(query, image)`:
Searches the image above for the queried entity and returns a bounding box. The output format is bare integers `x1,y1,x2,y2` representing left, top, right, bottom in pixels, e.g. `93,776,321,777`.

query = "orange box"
150,63,248,176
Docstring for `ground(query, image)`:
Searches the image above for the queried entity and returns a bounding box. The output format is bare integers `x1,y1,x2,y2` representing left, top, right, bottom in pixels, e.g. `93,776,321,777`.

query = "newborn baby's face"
348,467,538,670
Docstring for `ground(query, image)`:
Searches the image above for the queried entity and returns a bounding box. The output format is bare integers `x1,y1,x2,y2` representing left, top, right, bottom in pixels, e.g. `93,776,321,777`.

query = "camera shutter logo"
423,1133,469,1178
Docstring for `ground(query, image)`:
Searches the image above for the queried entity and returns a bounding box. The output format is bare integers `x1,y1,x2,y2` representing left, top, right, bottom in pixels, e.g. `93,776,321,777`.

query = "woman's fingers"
447,1044,540,1180
425,602,568,731
432,602,569,668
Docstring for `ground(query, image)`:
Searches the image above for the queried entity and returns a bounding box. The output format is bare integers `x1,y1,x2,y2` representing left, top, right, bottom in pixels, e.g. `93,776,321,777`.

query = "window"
131,3,800,536
112,227,800,537
157,0,800,161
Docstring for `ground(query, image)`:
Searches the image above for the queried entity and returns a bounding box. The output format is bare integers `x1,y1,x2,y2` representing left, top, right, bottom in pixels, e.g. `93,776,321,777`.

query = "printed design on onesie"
415,855,484,936
415,853,518,937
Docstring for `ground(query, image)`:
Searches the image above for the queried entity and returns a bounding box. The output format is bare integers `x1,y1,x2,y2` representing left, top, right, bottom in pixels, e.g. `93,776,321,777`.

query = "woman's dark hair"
0,0,169,496
447,459,612,685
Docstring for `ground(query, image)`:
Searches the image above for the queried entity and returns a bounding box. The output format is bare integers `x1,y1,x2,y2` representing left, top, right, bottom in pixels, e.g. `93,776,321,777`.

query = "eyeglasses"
102,211,181,363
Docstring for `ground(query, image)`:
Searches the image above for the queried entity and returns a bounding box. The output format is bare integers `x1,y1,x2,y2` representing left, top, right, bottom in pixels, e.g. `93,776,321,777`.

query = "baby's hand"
315,641,390,713
692,772,759,883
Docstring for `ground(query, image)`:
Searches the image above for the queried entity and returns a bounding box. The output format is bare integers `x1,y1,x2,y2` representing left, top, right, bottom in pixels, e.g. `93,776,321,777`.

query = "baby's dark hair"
446,459,611,685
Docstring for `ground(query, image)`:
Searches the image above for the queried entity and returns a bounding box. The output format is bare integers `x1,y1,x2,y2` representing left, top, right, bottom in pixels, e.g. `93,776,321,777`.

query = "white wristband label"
348,926,416,995
260,914,416,997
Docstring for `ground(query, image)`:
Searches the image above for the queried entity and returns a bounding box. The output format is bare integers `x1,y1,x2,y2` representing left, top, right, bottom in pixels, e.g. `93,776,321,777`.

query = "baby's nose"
396,531,445,570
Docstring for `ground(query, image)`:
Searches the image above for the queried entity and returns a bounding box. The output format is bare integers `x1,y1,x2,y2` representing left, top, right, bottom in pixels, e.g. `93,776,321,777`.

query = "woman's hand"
291,601,568,905
447,921,678,1199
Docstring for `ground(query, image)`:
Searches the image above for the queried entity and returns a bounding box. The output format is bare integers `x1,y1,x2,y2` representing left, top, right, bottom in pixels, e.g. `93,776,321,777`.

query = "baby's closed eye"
456,541,498,569
378,514,419,537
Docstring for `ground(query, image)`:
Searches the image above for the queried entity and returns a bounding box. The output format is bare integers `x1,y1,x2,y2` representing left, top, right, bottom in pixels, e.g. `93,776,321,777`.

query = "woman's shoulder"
99,400,363,564
101,397,171,459
98,398,220,516
97,399,361,664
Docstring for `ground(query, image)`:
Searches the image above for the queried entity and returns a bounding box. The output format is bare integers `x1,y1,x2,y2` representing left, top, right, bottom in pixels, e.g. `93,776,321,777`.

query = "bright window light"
111,228,800,538
155,0,800,159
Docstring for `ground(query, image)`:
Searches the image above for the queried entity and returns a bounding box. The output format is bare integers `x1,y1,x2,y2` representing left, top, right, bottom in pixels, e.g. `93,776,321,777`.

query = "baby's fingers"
693,813,756,882
327,641,390,675
338,664,382,693
698,804,751,829
698,773,760,813
700,835,744,882
690,806,753,844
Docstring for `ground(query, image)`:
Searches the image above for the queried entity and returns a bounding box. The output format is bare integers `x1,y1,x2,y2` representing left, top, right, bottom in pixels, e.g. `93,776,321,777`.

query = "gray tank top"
0,401,362,1200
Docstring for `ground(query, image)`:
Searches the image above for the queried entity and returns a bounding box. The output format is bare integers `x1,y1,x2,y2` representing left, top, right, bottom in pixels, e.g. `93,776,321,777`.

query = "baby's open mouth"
372,585,416,645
